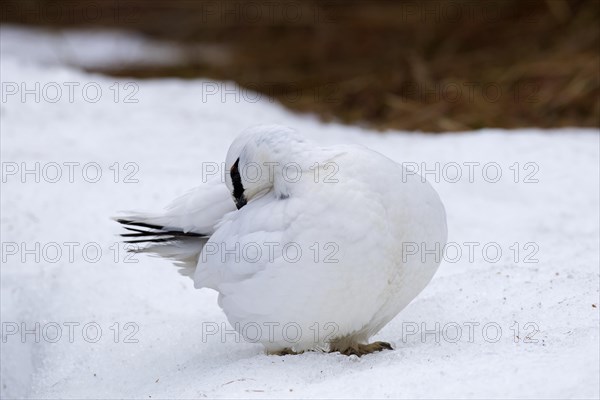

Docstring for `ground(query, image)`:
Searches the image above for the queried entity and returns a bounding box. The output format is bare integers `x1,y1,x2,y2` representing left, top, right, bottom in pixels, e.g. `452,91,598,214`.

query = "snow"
1,26,599,399
0,25,230,69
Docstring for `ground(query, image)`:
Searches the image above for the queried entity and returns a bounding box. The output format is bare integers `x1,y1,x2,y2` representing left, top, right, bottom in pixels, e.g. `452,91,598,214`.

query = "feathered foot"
330,341,393,357
268,347,303,356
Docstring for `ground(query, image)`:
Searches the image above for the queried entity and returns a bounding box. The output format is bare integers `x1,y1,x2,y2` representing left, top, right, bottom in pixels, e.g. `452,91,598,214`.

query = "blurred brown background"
2,0,599,132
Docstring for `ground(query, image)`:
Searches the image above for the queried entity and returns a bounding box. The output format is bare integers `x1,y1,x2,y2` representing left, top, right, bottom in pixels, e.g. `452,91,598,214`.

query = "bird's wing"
115,177,236,277
193,147,393,331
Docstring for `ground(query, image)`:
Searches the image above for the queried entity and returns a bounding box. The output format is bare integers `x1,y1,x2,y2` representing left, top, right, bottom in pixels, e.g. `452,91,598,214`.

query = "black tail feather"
116,218,207,246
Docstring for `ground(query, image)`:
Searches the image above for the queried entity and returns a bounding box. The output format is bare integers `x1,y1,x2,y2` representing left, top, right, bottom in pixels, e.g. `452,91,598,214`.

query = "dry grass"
3,0,599,132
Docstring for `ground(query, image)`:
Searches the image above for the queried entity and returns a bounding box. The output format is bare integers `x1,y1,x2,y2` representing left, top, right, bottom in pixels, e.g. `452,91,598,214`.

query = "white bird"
116,125,447,356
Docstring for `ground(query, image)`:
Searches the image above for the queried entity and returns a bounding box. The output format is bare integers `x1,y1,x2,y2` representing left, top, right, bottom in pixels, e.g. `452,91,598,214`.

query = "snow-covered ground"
1,26,599,399
0,25,230,70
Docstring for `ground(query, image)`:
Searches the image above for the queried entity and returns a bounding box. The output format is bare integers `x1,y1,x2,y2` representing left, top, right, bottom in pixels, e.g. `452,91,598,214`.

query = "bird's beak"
230,158,247,209
235,194,247,209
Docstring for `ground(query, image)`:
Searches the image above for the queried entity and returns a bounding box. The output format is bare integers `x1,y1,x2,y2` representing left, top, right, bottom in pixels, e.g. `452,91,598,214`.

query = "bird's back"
194,144,447,349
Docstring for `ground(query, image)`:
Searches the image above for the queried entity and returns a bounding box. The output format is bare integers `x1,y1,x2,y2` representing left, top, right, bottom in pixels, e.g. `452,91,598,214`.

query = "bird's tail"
115,216,209,278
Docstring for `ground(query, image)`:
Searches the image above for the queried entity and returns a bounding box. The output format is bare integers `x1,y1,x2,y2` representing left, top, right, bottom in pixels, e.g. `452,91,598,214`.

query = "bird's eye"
230,158,247,209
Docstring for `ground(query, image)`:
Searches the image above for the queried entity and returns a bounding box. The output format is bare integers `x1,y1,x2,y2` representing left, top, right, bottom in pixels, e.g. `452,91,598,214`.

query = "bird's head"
224,125,306,209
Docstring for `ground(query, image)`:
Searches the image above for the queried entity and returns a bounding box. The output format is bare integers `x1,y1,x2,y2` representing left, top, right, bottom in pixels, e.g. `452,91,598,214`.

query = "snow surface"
1,27,599,399
0,25,230,69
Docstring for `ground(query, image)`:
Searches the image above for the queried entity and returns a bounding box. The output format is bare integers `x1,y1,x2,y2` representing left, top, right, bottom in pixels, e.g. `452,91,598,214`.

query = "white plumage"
117,124,447,355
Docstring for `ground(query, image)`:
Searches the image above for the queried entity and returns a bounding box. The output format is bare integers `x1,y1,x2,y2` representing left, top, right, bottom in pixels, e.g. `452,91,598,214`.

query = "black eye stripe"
230,158,247,209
